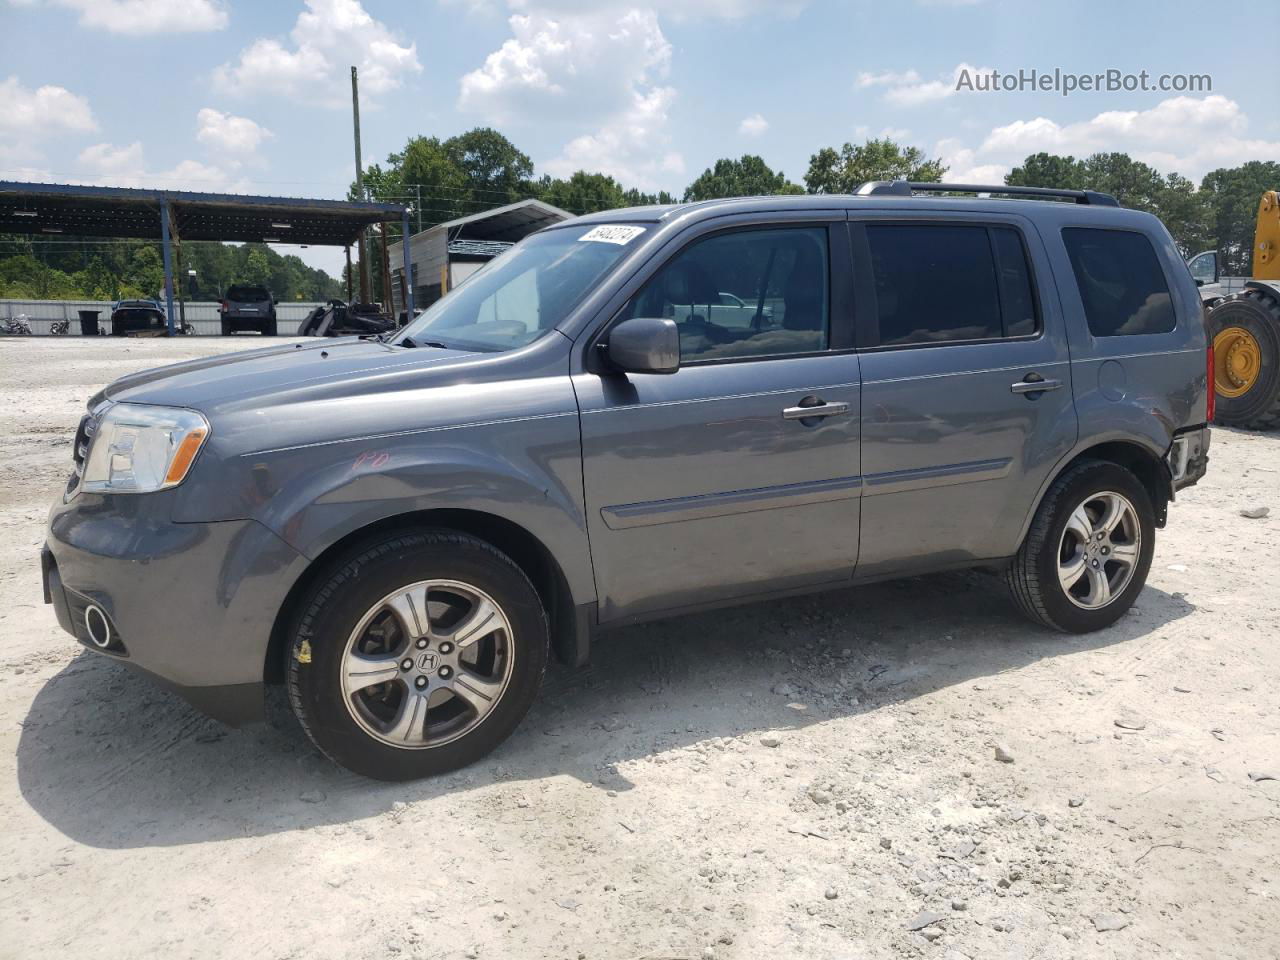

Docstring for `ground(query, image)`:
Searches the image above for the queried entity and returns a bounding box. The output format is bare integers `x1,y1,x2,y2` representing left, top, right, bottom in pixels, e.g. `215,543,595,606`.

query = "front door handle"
1010,375,1063,395
782,400,850,420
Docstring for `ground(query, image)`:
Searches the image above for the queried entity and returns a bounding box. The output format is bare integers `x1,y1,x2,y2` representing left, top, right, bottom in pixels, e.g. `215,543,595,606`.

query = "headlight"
81,403,210,494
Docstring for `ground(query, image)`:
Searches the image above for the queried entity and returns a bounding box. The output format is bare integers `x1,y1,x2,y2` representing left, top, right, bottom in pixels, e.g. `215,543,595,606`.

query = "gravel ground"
1,337,1277,960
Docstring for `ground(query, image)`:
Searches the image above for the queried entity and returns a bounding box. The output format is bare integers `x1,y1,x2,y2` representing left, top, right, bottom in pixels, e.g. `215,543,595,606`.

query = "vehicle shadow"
16,569,1195,849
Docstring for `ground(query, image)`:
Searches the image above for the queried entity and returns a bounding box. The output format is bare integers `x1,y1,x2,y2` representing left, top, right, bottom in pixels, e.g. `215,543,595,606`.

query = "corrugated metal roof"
0,180,406,245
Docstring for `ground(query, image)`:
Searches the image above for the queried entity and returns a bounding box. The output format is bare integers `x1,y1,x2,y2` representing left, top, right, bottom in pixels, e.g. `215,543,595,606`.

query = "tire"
221,317,233,336
1007,460,1155,633
1207,290,1280,430
286,530,548,780
263,315,278,336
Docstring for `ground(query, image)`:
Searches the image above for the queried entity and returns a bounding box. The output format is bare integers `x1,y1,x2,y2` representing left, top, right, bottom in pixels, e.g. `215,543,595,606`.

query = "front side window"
397,223,645,352
624,226,829,362
1062,227,1175,337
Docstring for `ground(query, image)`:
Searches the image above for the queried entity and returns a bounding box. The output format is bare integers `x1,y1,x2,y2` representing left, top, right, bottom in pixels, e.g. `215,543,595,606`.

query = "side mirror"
605,317,680,375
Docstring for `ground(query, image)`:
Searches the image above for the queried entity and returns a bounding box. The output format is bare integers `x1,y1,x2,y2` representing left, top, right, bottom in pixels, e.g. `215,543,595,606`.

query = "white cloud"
546,85,684,189
738,113,768,137
13,0,228,32
459,9,672,123
935,95,1280,184
0,75,97,137
214,0,420,106
195,108,273,161
859,63,991,106
461,0,806,18
73,140,244,191
460,8,683,188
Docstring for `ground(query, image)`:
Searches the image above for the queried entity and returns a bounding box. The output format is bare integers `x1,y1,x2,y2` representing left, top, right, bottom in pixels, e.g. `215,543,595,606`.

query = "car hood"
96,337,482,414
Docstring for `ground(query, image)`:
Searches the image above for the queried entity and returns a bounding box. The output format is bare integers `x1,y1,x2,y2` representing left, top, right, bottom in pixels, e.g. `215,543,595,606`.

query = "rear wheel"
263,315,278,336
1207,290,1280,429
220,317,233,336
286,531,548,780
1007,460,1155,633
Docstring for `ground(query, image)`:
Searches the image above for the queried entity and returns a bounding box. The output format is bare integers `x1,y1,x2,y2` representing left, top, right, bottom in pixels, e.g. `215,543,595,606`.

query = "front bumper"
43,494,308,726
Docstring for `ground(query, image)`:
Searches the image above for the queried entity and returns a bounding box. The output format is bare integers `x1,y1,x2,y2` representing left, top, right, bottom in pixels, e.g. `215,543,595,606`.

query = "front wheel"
286,531,548,780
1007,460,1155,633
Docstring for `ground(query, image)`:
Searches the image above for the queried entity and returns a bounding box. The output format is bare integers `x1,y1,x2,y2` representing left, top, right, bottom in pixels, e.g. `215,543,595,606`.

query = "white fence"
0,299,325,336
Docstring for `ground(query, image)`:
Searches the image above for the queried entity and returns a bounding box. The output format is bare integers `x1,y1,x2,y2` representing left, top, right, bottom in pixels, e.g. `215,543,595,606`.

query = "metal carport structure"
0,181,412,334
388,199,572,315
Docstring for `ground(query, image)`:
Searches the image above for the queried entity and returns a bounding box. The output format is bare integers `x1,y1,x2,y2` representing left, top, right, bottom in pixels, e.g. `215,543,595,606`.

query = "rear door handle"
782,401,850,420
1010,376,1063,395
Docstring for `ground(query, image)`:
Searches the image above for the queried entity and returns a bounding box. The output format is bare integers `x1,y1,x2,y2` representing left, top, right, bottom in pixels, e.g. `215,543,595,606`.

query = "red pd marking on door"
351,450,390,471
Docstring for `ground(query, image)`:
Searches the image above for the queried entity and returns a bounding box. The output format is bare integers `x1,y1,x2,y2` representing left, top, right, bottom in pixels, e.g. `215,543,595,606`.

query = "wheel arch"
264,508,587,685
1018,438,1172,550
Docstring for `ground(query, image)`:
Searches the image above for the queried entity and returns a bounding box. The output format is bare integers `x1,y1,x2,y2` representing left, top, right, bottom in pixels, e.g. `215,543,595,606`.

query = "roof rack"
854,181,1119,207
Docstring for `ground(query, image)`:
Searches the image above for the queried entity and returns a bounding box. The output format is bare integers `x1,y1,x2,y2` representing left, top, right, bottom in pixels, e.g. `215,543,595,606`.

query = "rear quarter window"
1062,228,1175,337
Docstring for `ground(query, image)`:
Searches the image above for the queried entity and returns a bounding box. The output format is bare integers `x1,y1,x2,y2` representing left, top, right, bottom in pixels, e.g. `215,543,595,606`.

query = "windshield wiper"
399,334,452,349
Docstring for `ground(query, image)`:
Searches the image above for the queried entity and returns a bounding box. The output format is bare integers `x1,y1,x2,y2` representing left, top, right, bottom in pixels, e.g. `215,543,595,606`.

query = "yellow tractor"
1188,191,1280,428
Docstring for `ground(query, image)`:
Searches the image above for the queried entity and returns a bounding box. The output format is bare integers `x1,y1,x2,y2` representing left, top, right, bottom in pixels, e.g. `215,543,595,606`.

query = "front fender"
175,410,595,608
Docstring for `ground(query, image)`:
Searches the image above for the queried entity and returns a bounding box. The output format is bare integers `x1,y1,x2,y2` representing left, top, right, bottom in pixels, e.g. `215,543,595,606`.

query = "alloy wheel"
339,580,514,749
1056,491,1142,610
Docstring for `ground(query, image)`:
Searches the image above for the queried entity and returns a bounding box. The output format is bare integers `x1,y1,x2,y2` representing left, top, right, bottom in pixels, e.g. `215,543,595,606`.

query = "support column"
401,209,415,319
379,221,392,314
159,199,176,336
176,240,186,333
345,245,353,301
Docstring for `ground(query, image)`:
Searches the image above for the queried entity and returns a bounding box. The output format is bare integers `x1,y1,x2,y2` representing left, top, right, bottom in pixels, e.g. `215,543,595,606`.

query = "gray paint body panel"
42,192,1209,725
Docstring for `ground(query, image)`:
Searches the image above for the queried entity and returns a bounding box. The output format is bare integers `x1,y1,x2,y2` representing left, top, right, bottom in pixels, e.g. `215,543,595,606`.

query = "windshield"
395,223,647,352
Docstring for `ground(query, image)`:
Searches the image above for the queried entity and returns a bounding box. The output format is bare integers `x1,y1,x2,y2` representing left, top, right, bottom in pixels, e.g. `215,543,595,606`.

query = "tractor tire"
1207,290,1280,430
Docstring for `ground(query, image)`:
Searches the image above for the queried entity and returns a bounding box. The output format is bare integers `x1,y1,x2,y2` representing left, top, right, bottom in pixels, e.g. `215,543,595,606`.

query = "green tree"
804,139,946,194
242,247,272,287
124,246,164,299
1199,160,1280,275
682,155,804,201
444,127,535,208
1155,173,1212,258
535,171,628,214
1080,153,1164,211
1005,153,1086,190
622,187,677,206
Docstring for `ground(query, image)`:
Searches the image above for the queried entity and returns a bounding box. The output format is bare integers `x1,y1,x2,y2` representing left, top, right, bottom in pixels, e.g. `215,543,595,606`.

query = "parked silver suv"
42,183,1211,780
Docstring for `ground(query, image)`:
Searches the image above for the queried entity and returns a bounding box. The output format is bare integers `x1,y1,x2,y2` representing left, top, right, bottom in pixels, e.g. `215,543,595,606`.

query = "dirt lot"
0,336,1276,960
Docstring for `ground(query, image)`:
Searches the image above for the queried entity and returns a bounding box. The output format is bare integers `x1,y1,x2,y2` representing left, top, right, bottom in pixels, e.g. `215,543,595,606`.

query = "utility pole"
351,65,370,303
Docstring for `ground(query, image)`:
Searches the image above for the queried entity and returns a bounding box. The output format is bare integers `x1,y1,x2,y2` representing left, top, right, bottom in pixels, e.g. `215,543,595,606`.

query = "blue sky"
4,0,1277,276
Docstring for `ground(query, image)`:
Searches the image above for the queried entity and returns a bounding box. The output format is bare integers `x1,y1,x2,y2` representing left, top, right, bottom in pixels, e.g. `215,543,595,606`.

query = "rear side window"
865,223,1038,346
1062,228,1175,337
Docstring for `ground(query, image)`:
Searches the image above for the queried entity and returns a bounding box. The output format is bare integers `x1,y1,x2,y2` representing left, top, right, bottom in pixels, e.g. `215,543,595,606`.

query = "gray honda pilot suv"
43,183,1211,780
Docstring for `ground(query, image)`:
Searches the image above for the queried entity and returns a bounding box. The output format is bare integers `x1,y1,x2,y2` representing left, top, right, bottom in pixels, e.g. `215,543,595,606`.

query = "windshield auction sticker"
577,225,646,245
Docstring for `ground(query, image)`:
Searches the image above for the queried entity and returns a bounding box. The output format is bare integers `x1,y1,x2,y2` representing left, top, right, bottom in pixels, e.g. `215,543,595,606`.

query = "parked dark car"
108,299,166,336
44,184,1211,780
220,284,277,335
